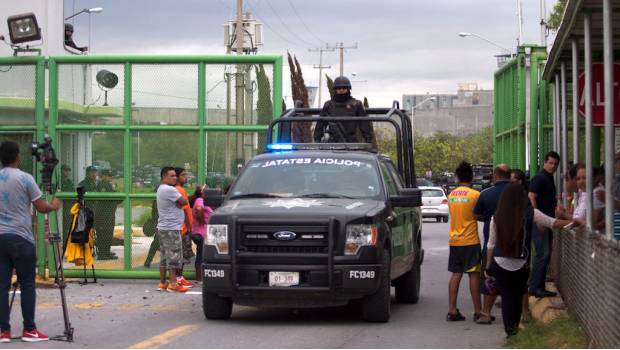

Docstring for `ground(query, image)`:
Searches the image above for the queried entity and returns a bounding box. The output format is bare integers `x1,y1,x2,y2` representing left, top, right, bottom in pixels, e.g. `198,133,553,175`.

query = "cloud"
53,0,553,107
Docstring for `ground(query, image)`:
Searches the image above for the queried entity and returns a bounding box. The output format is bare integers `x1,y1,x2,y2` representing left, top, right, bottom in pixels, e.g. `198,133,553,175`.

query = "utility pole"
235,0,245,173
326,42,358,76
309,45,334,107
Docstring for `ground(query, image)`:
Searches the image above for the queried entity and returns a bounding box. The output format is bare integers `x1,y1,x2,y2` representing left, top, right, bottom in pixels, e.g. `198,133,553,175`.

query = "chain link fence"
550,229,620,348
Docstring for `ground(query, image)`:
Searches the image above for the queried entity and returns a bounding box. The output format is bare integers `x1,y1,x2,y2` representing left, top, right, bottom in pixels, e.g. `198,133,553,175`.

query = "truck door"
379,160,410,276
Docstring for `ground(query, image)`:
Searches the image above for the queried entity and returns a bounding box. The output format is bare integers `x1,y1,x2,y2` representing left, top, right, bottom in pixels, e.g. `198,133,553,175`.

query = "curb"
528,282,567,324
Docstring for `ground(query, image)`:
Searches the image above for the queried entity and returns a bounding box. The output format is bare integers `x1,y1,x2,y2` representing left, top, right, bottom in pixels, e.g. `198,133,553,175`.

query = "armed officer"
313,76,373,144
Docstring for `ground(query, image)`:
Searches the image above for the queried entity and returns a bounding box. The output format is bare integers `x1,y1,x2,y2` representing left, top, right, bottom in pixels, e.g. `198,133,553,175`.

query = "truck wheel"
394,255,421,304
203,284,232,320
362,250,391,322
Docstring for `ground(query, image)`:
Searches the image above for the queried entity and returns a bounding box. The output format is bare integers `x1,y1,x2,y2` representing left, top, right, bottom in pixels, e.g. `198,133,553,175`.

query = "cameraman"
0,141,60,342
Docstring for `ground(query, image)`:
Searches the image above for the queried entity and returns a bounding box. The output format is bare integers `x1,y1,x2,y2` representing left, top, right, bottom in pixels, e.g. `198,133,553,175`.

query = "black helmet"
64,23,74,32
333,76,352,89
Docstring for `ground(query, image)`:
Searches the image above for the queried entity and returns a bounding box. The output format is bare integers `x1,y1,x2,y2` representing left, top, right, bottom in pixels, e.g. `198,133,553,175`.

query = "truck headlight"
345,224,377,255
207,224,229,254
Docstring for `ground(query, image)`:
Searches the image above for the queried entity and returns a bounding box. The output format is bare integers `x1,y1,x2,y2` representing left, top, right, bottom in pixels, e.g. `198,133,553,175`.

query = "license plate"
268,271,299,287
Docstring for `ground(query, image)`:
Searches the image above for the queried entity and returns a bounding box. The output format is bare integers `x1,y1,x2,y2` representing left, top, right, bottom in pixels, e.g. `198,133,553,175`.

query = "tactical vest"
323,98,364,142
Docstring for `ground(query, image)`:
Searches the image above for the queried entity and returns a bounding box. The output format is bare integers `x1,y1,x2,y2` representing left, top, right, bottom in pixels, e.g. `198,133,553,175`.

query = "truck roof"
251,149,381,162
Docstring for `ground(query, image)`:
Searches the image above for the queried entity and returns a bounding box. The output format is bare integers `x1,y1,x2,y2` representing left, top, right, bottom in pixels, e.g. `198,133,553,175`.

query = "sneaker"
167,284,189,293
157,282,169,291
176,276,194,288
0,331,10,343
21,329,49,342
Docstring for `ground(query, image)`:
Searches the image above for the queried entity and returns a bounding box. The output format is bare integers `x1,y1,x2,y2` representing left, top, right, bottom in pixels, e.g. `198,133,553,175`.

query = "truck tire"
394,256,421,304
203,284,232,320
362,251,391,322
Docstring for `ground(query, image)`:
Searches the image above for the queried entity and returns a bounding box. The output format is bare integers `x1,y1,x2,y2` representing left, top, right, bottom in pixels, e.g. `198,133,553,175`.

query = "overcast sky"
62,0,558,107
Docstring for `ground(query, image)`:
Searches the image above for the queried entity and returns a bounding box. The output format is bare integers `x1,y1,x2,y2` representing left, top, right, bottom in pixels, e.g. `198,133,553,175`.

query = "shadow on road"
225,296,414,325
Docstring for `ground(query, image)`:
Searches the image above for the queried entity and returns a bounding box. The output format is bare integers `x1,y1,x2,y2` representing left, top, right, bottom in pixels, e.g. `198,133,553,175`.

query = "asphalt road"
5,220,506,348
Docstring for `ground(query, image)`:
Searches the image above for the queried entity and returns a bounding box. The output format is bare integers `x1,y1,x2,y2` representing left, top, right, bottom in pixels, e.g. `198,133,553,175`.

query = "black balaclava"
333,89,351,103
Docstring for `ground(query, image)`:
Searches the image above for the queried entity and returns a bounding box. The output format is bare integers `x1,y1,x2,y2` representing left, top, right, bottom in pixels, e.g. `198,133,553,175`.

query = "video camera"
31,135,59,193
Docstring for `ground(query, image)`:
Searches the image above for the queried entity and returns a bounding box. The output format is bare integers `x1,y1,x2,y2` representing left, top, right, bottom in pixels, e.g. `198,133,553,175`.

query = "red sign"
577,63,620,126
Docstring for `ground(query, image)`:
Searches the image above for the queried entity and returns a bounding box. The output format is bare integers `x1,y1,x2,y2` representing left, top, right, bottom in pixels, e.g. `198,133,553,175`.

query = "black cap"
85,166,98,173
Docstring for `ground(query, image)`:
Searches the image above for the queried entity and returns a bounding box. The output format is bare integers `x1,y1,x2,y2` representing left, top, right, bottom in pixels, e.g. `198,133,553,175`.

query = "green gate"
0,54,282,279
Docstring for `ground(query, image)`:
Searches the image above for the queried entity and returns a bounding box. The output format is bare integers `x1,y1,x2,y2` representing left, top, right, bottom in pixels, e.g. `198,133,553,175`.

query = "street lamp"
458,32,513,56
64,7,103,21
410,96,436,116
65,7,103,52
410,96,436,146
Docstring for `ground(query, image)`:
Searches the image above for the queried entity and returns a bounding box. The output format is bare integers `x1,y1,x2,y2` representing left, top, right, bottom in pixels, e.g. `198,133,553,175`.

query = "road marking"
128,324,198,349
185,291,202,295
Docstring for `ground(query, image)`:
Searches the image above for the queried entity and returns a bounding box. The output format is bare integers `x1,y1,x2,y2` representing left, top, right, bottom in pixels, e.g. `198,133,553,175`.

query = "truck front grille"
239,224,330,255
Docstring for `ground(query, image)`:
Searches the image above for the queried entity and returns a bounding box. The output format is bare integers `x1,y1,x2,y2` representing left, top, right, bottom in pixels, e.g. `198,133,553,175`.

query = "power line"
262,0,317,47
245,0,304,48
287,0,326,45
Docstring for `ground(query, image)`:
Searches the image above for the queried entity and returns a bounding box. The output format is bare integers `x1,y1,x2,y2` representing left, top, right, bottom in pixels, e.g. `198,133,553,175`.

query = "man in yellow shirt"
446,161,482,322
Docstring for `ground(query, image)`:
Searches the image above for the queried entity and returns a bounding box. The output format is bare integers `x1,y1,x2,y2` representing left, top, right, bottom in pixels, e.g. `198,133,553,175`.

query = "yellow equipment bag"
64,203,95,266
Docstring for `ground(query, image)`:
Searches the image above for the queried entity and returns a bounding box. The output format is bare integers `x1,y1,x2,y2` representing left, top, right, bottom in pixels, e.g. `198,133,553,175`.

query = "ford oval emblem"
273,231,297,241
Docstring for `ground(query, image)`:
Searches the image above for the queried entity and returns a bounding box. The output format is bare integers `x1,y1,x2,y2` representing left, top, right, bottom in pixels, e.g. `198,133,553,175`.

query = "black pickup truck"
202,105,423,322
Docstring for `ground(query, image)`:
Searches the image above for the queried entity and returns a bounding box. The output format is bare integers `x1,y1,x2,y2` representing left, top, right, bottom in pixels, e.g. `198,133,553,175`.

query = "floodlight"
96,69,119,106
7,13,41,44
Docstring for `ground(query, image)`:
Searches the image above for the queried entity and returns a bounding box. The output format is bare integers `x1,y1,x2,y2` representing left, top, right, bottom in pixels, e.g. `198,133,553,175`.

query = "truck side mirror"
390,187,422,207
203,188,224,209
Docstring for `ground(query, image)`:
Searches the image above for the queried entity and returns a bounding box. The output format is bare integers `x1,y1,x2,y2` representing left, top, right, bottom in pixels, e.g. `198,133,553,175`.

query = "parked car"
416,178,435,187
420,186,449,223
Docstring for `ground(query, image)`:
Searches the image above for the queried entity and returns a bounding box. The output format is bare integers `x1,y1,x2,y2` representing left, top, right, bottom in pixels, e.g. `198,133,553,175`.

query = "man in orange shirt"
175,167,194,288
446,161,482,322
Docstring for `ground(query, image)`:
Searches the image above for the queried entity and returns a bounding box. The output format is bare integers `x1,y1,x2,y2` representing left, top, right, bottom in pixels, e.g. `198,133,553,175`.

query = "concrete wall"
403,88,493,137
412,105,493,137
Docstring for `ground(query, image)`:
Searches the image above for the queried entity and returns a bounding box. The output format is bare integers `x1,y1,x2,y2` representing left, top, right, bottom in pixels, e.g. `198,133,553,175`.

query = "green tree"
287,52,312,142
547,0,568,30
413,127,493,177
325,74,334,100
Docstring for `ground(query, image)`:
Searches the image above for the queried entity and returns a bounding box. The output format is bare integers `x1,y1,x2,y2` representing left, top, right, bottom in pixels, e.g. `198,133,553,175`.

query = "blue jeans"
529,225,552,292
191,234,204,269
0,234,37,332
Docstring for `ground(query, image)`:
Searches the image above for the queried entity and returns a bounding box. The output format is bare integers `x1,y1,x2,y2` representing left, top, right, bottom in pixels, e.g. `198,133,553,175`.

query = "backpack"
70,206,94,244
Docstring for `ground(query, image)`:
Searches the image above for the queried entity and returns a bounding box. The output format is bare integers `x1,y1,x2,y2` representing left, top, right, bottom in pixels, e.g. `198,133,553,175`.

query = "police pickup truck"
202,105,423,322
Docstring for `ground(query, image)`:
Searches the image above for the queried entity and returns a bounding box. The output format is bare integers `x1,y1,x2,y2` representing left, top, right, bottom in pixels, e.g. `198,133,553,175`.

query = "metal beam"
603,0,614,239
572,39,579,164
585,14,594,230
561,61,568,210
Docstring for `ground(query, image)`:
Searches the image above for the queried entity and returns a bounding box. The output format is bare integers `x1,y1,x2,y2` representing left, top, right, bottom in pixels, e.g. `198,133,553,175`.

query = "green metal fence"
493,45,547,174
2,54,283,279
0,55,48,270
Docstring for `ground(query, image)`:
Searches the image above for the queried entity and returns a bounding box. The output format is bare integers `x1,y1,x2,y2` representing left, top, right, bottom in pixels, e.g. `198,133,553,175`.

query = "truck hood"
213,197,385,218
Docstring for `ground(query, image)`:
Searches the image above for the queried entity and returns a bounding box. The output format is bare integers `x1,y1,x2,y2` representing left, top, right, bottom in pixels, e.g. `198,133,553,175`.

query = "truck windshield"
229,156,383,199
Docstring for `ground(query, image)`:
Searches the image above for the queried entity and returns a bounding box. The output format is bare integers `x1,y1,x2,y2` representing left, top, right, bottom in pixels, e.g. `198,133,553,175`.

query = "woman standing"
485,183,579,337
190,185,213,283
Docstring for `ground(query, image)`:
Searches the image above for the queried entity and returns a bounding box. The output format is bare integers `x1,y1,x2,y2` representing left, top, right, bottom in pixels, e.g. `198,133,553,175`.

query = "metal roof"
543,0,620,82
